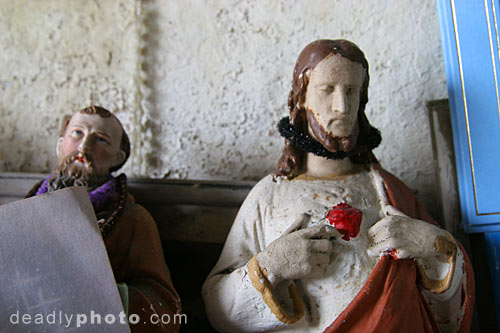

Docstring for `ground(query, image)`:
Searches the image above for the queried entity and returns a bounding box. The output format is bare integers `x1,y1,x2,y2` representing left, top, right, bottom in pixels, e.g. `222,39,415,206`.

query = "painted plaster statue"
202,40,474,332
26,106,181,332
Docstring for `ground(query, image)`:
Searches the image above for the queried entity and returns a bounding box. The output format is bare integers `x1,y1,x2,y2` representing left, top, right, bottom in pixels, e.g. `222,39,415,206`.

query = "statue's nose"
331,89,347,114
78,134,93,153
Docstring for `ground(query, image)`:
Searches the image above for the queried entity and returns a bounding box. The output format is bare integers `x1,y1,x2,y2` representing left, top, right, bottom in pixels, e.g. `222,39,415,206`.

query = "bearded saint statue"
202,40,474,332
26,106,182,332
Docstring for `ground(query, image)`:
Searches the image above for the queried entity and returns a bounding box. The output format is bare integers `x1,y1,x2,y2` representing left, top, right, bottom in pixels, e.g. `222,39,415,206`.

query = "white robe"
202,167,465,332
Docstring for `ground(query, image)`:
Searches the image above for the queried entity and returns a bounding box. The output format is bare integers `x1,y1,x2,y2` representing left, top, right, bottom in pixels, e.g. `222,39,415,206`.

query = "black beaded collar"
277,116,381,160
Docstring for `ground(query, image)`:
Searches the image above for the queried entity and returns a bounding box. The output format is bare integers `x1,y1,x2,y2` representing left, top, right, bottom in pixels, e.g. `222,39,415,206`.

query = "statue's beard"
48,152,106,192
305,108,358,152
277,115,381,161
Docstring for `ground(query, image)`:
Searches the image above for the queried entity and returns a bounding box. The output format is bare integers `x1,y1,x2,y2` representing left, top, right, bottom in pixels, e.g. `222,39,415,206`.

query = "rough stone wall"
0,0,446,216
0,0,143,174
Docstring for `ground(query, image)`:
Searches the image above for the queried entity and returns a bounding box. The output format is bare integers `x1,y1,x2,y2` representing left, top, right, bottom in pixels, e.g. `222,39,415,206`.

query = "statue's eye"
320,85,334,93
346,87,359,96
97,137,108,144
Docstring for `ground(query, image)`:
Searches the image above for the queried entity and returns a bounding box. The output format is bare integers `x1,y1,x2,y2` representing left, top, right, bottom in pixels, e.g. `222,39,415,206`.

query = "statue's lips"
72,154,89,166
326,118,351,127
305,108,357,152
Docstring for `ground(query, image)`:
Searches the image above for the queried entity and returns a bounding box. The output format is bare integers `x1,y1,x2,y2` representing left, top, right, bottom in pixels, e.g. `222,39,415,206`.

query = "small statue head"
277,39,379,178
53,106,130,189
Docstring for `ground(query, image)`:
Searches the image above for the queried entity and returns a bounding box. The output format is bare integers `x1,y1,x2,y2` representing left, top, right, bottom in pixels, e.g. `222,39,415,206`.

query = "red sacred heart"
325,203,362,241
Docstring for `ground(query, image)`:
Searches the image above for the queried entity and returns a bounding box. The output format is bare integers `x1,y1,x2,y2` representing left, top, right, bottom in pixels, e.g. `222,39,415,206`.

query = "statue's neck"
304,152,355,178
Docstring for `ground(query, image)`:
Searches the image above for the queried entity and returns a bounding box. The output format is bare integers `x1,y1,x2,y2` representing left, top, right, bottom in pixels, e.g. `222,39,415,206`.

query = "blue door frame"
437,0,500,328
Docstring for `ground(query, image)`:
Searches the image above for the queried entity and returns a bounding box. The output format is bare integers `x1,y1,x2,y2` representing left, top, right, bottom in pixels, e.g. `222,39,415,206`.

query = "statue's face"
304,53,365,145
57,112,125,178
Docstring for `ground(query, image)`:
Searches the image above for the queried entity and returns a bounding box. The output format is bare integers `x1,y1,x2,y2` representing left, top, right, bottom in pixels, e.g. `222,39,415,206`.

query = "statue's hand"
257,224,338,284
367,205,453,260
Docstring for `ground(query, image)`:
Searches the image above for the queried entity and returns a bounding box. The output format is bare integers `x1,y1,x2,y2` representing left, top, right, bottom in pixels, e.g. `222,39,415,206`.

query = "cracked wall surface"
0,0,142,175
0,0,446,216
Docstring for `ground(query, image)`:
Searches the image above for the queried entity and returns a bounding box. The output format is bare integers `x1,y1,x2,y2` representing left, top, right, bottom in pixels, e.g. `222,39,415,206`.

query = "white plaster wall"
0,0,446,215
0,0,143,174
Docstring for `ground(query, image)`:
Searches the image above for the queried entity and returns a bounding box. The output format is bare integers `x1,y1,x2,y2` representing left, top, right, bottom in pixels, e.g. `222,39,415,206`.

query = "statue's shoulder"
241,174,283,205
371,164,414,198
25,179,45,198
251,173,287,192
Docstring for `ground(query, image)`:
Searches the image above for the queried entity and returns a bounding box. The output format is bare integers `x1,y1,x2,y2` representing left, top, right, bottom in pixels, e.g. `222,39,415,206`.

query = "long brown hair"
276,39,378,178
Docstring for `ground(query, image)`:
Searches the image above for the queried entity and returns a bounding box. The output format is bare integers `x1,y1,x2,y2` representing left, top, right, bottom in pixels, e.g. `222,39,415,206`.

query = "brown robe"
324,165,474,332
27,177,182,332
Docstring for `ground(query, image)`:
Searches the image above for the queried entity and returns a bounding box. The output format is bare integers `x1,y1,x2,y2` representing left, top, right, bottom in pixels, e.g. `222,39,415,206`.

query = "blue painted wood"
437,0,500,233
484,232,500,332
